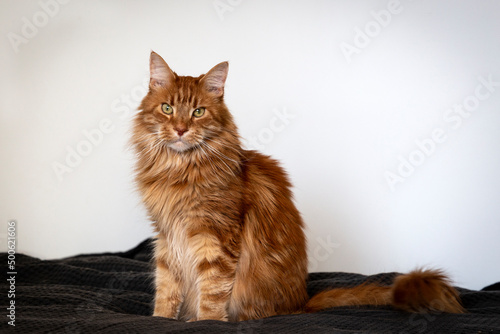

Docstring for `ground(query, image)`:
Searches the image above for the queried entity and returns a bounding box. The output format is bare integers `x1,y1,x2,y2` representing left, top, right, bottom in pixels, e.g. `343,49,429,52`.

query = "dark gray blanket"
2,239,499,333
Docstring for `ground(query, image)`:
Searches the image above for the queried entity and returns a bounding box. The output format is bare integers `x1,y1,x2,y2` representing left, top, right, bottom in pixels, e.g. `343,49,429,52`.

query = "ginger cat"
131,51,464,321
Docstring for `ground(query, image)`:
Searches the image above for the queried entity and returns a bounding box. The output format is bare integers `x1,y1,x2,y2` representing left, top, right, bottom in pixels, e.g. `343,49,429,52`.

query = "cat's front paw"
188,313,229,322
152,311,177,320
152,304,179,319
392,269,465,313
153,311,176,319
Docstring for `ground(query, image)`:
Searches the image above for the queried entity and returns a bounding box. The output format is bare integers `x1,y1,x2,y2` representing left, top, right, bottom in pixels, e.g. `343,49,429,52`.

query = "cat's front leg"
191,234,237,321
153,260,183,319
196,270,233,321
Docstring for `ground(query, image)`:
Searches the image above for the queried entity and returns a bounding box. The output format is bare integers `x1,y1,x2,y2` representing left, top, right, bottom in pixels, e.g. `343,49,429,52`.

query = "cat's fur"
131,51,464,321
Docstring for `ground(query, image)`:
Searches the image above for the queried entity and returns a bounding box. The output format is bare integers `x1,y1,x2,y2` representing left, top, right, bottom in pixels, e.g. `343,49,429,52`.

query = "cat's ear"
149,51,175,88
201,62,228,97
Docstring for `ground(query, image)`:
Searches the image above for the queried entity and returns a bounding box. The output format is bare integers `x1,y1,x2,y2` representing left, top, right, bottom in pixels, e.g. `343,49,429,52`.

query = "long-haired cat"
131,51,464,321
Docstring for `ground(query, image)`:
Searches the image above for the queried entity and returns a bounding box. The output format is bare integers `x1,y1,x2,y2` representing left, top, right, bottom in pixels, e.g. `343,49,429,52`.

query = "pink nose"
175,126,188,136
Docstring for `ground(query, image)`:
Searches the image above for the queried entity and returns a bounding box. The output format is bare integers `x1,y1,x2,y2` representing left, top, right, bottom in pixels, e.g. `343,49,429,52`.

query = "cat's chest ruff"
161,180,204,215
157,182,204,253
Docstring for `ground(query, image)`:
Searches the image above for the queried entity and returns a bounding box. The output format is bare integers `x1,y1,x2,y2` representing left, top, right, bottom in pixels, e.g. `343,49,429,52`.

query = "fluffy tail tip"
392,268,465,313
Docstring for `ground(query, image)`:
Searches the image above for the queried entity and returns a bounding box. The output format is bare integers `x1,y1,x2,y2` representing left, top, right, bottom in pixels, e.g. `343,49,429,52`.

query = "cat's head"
135,51,238,154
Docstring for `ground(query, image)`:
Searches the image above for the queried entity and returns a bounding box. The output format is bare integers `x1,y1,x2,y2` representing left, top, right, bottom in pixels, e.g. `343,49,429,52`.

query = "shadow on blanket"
1,238,499,333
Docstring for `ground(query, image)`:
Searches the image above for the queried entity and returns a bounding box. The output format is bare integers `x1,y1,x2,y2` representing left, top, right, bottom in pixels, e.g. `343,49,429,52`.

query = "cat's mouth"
168,137,198,153
157,129,203,153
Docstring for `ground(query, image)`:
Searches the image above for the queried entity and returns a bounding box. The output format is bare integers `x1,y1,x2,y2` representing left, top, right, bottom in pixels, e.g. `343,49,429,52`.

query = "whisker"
207,139,241,155
202,141,235,163
198,145,225,185
201,142,237,176
203,141,240,164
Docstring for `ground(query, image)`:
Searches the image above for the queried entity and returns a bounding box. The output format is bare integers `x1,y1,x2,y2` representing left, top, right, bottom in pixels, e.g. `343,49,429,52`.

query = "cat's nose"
175,126,188,137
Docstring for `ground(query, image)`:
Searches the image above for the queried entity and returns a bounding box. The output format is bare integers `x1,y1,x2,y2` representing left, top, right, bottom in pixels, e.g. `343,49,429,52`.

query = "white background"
1,0,499,290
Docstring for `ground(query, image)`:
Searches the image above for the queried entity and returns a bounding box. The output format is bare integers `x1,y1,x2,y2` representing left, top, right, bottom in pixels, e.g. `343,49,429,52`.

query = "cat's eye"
161,103,173,115
193,107,206,118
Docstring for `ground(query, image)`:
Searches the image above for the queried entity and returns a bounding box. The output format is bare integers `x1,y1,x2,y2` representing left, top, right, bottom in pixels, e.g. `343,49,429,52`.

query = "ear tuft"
202,62,228,97
149,51,175,88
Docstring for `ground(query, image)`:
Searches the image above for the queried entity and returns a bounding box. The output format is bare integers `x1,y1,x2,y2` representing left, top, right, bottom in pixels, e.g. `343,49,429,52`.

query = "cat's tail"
304,268,465,314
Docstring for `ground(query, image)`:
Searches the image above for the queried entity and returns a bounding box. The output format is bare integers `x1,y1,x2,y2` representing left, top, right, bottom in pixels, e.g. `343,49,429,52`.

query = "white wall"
1,0,499,290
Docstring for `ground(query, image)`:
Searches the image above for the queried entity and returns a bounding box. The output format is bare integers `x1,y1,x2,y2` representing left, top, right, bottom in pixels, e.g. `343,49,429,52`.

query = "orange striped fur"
131,52,464,321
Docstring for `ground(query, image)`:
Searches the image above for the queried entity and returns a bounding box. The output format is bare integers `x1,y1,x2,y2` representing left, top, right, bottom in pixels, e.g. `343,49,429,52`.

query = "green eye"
161,103,173,115
193,107,206,118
